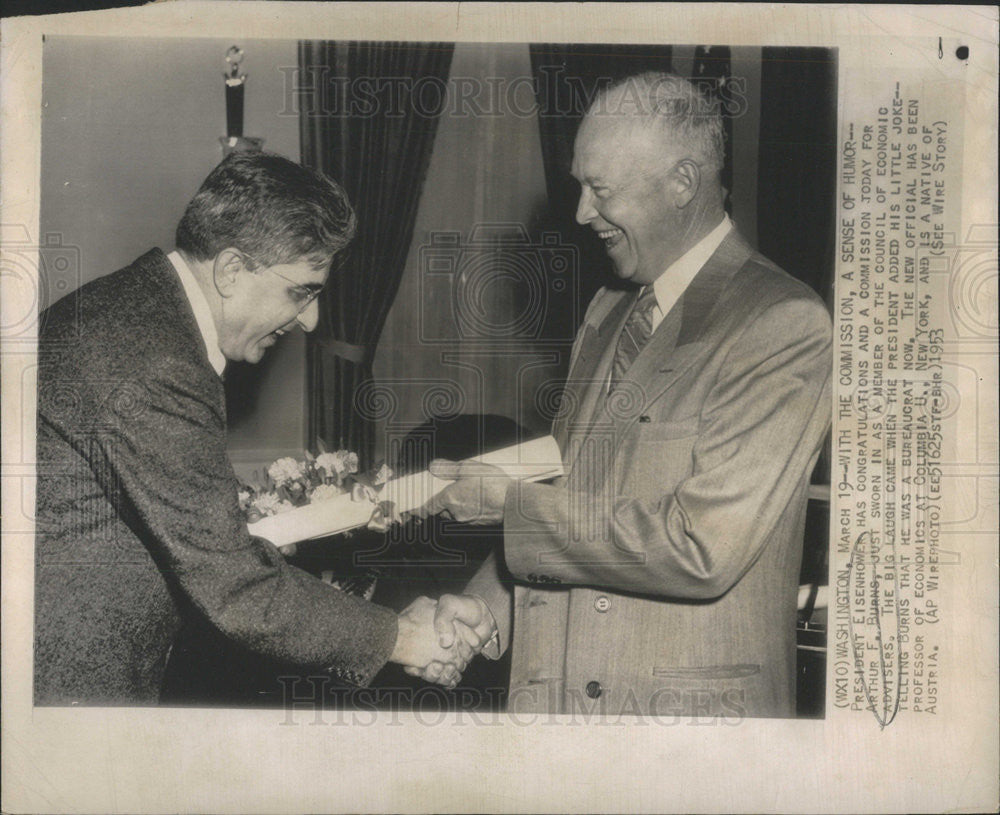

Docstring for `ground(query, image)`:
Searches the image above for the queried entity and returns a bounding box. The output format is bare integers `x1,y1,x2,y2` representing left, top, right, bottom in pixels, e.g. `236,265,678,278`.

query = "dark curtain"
528,44,674,312
757,47,838,304
691,46,734,212
754,48,837,508
299,41,455,464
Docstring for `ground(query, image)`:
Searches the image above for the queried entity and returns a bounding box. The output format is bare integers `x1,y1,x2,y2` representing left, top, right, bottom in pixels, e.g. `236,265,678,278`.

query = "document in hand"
246,435,564,547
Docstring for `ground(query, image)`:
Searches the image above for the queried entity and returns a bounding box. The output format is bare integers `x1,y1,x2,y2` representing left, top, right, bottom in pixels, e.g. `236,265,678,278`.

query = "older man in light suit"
414,72,833,718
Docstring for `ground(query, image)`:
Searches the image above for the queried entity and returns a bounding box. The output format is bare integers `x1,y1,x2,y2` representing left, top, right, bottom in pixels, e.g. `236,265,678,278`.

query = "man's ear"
212,248,245,297
668,159,702,209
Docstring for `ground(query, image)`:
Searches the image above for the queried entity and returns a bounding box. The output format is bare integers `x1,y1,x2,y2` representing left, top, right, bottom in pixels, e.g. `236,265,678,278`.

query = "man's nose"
575,187,597,225
296,299,320,332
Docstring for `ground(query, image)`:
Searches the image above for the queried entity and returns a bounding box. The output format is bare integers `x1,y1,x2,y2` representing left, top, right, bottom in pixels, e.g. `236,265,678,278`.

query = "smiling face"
216,252,327,364
571,113,687,286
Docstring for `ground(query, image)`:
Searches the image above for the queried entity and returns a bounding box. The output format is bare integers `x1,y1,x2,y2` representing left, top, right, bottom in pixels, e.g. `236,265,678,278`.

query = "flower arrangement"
238,445,396,530
238,446,398,600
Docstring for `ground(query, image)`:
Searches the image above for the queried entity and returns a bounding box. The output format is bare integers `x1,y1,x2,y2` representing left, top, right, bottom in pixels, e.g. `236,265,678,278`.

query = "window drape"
756,46,838,305
299,40,455,464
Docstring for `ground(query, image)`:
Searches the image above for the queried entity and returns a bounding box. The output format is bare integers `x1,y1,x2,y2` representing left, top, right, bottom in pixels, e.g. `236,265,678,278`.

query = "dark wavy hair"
175,151,356,271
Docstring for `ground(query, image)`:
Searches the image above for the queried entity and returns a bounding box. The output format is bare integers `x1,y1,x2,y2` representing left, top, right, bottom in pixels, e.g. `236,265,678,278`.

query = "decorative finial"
225,45,246,83
221,44,263,154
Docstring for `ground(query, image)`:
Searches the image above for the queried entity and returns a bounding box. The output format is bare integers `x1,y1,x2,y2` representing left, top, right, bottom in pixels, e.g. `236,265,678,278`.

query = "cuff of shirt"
467,593,501,660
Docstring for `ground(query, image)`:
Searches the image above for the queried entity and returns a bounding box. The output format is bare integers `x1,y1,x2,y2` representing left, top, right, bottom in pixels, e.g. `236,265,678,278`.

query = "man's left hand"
418,459,512,525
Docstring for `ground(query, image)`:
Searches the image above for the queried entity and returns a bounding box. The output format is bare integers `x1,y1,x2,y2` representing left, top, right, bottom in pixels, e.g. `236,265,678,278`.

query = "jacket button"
585,680,602,699
594,595,611,612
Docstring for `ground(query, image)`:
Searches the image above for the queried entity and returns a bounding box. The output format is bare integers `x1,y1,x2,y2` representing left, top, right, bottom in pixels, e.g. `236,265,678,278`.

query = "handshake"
389,593,497,688
384,459,511,686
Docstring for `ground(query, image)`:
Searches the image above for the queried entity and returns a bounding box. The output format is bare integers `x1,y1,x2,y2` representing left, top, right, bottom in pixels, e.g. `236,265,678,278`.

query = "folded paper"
247,435,563,547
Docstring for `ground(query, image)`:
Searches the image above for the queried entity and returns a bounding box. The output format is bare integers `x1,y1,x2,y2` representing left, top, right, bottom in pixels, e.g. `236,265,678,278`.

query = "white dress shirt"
603,216,733,393
168,250,227,377
648,215,732,332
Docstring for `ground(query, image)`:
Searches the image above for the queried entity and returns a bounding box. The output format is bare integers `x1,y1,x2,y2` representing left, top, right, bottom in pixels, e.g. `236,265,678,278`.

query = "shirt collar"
649,215,733,329
168,250,227,377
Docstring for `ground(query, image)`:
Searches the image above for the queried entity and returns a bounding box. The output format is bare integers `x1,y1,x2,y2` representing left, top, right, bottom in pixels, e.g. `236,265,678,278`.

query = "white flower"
315,452,346,481
273,499,295,514
315,450,359,481
338,451,359,475
237,489,252,507
310,483,345,503
268,457,304,487
252,492,285,516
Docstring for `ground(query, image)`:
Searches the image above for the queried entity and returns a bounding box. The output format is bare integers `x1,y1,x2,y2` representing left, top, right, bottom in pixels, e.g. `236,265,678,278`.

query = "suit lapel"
555,289,632,472
565,230,756,469
622,230,754,411
557,230,756,479
141,249,227,408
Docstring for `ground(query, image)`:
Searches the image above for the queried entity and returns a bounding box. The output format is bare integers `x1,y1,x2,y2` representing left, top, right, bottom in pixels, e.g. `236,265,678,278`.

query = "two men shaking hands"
396,459,511,688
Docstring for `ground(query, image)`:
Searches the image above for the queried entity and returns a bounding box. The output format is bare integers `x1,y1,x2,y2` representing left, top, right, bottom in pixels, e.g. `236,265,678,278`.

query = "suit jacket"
34,249,398,705
468,230,832,718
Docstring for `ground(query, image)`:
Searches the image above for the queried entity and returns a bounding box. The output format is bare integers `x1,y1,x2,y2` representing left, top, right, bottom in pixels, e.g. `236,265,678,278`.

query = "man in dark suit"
413,73,833,718
34,151,458,705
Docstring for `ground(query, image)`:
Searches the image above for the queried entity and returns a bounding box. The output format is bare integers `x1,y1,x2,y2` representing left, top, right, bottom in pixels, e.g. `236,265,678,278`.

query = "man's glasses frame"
240,250,325,313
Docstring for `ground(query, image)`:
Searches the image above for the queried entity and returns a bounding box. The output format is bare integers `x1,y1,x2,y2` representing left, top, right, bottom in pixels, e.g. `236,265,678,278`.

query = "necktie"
610,287,658,391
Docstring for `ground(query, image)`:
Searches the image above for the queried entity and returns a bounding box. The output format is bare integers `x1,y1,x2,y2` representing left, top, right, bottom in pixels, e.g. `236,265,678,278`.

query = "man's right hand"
402,594,497,687
390,596,468,683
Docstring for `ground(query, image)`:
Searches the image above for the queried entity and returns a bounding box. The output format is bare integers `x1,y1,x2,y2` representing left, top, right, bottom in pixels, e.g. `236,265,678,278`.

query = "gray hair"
588,72,726,171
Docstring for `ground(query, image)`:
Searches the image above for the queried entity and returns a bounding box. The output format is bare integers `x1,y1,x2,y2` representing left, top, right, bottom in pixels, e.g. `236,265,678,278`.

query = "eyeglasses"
266,267,324,312
240,251,325,313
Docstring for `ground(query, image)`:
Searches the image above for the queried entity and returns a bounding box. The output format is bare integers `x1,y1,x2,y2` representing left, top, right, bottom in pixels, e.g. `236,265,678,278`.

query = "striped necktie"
610,287,658,391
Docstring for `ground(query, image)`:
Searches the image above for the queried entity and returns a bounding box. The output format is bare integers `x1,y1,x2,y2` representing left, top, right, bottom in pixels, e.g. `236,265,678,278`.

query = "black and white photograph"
30,34,836,718
1,4,996,814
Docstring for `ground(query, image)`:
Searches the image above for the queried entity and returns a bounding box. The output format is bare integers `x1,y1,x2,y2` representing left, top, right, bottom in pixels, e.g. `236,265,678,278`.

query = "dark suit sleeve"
500,295,833,599
84,355,397,685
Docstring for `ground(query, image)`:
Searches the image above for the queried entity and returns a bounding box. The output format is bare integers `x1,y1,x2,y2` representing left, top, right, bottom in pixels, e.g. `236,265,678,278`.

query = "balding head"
571,72,728,285
587,72,726,174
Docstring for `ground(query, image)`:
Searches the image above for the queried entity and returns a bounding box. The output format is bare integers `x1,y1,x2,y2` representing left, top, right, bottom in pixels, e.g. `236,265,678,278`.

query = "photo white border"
2,4,997,813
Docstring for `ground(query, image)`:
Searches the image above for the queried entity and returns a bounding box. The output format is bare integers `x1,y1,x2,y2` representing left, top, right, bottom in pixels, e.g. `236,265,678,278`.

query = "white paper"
247,434,563,546
1,5,995,815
